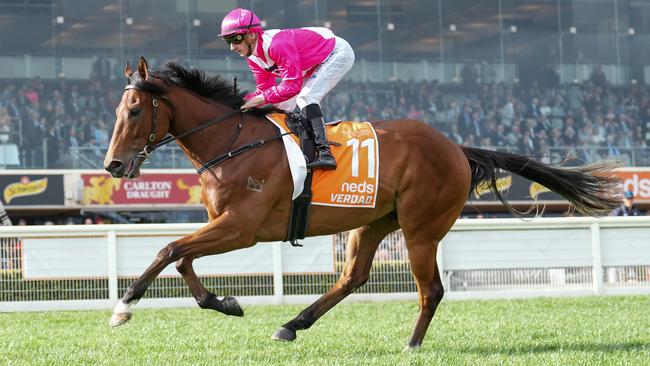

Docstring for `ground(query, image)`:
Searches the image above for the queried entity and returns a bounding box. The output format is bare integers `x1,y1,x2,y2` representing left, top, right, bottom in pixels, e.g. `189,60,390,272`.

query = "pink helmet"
219,8,263,37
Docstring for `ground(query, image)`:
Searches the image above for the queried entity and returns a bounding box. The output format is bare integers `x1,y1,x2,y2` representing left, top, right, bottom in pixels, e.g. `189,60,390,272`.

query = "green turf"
1,295,649,365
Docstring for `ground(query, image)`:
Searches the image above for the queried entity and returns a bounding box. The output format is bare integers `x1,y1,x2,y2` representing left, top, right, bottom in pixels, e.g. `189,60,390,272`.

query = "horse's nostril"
105,160,124,174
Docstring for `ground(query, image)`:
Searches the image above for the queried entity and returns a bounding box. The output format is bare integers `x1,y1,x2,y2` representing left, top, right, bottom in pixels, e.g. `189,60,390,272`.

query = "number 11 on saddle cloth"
266,113,379,208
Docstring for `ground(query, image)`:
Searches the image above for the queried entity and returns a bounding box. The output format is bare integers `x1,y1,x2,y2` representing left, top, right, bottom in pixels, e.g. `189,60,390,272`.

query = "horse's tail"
460,146,622,216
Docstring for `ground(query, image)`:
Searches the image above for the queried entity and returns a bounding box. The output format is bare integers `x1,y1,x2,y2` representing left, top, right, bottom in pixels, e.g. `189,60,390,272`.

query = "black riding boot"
303,104,336,170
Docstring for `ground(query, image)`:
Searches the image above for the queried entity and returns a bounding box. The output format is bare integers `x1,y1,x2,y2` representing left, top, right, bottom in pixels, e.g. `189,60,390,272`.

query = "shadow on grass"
461,341,650,355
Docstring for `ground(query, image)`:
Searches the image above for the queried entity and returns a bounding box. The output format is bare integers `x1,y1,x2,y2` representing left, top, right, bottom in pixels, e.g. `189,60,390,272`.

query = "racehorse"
104,56,621,350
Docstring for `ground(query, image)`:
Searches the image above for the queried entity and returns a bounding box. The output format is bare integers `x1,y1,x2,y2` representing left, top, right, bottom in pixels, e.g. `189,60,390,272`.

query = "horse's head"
104,56,172,179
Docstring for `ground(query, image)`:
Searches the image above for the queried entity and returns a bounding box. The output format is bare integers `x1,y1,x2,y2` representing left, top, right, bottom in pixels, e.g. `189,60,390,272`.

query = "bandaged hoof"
109,300,136,327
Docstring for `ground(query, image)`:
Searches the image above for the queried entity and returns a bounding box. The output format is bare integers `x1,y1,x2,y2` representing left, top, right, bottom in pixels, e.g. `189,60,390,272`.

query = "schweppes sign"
5,177,47,203
0,175,64,206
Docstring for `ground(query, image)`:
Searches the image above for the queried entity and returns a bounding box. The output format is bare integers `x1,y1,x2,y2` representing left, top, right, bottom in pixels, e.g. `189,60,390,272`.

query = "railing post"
590,222,603,295
272,242,284,304
107,230,119,306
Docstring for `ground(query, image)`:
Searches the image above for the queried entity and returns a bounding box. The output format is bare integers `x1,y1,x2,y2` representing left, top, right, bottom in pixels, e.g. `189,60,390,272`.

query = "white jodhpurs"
275,37,355,112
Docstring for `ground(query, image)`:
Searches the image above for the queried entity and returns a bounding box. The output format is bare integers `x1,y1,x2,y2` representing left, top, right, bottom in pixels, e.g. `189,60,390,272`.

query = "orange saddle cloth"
268,114,379,208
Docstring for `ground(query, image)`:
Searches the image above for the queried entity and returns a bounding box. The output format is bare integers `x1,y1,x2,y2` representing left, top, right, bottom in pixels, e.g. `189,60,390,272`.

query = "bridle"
124,85,172,162
124,84,241,162
122,84,288,175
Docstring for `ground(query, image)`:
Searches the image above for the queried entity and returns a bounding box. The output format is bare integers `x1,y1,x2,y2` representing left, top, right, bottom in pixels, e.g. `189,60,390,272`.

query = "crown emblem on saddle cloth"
247,176,265,192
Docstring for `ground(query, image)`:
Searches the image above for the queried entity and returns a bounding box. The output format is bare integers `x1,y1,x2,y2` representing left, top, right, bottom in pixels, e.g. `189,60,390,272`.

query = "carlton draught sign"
81,173,202,206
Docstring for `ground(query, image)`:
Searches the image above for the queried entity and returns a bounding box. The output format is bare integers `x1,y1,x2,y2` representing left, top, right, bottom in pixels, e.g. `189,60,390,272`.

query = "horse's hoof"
109,312,132,327
271,327,296,342
221,296,244,317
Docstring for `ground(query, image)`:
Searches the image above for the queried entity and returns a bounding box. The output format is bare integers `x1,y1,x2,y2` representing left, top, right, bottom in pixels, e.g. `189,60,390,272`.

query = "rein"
124,84,290,174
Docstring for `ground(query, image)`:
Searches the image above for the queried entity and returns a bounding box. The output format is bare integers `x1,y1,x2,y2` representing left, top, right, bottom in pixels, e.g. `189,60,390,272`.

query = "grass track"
1,295,649,365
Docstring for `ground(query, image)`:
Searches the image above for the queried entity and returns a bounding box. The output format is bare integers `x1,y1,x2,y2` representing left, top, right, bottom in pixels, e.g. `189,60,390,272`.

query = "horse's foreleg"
109,239,186,327
110,217,252,327
272,216,398,342
176,256,243,316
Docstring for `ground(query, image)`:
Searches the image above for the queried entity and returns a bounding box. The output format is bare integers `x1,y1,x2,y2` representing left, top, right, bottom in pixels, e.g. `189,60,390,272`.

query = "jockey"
219,8,355,170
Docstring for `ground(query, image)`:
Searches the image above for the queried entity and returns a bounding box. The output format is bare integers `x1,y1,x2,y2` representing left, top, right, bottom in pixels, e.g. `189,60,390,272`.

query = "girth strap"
284,113,317,247
285,171,313,246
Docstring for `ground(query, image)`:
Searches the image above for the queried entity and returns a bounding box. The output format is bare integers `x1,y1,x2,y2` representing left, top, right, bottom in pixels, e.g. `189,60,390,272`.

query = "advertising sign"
0,174,64,206
81,173,202,206
616,170,650,200
469,174,563,202
468,169,650,203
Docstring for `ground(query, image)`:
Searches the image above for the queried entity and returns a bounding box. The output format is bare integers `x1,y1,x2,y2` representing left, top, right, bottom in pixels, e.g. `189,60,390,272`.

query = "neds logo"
622,174,650,198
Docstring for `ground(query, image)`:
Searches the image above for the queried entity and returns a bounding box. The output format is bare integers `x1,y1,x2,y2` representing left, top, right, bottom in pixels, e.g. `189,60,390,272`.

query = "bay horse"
104,56,620,350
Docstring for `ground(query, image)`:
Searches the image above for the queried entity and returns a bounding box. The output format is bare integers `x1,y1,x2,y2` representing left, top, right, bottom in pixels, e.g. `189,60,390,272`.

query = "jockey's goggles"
224,34,245,45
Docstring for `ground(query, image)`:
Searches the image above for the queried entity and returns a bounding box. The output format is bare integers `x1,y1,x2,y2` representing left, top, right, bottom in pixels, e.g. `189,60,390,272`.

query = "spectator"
602,133,622,159
460,62,477,91
0,201,11,227
93,119,110,147
610,191,642,216
590,66,608,88
479,61,496,84
563,126,577,146
501,96,516,125
539,64,560,89
520,131,536,155
446,123,464,144
576,142,598,163
0,201,12,270
92,54,112,85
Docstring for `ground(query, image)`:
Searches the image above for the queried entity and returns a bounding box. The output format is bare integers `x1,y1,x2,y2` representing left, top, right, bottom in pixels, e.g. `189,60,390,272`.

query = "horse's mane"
131,62,246,109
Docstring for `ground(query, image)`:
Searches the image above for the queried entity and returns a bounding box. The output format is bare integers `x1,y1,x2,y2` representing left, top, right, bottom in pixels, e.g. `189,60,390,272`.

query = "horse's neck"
169,90,271,169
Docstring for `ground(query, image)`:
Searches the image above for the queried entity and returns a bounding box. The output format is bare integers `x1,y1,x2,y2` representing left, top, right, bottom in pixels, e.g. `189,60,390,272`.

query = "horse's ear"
124,61,133,78
137,56,150,80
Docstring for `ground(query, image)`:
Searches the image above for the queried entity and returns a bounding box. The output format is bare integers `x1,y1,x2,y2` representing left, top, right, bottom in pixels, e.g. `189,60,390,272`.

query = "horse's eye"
130,108,141,117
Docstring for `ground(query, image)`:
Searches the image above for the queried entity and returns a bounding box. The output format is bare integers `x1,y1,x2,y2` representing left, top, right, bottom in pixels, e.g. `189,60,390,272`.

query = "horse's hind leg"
176,256,243,316
272,214,399,342
403,236,444,350
399,193,467,350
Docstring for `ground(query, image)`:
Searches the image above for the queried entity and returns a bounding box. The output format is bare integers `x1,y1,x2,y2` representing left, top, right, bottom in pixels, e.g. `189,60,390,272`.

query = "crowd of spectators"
1,63,649,168
0,77,117,168
322,68,650,166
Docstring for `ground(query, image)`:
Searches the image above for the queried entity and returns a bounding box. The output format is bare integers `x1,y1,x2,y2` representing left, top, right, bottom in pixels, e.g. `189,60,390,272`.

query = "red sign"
81,173,202,205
